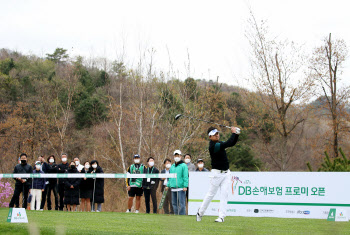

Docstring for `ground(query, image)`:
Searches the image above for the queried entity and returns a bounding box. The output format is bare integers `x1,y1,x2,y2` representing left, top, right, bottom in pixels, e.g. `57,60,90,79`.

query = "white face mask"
134,159,140,164
62,158,67,162
75,161,80,165
174,157,181,162
49,159,54,163
166,163,171,169
92,164,97,169
185,159,191,163
35,165,41,170
198,163,204,168
149,161,154,167
85,164,90,169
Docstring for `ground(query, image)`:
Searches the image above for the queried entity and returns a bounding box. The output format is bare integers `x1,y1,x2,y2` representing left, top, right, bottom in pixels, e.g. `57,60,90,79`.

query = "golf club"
174,114,231,129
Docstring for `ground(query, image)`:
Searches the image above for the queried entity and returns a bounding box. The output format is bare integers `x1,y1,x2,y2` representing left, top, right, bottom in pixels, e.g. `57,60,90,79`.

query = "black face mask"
21,160,27,165
71,165,76,169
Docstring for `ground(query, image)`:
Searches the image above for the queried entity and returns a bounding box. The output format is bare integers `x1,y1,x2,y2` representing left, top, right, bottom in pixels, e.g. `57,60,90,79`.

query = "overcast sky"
1,0,349,88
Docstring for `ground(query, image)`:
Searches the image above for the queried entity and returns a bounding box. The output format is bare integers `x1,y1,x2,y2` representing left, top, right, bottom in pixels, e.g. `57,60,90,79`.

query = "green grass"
0,208,349,234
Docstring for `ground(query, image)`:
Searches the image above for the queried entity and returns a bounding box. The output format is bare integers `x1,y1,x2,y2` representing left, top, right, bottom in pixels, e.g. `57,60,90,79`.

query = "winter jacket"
30,170,46,189
13,163,33,186
57,162,69,184
186,163,196,172
64,168,81,205
47,163,58,185
167,160,189,189
143,166,159,190
80,168,93,191
91,163,104,203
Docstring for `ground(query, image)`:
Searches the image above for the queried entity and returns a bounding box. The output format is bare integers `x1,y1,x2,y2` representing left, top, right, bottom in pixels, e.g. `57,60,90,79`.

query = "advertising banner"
188,172,350,219
7,208,28,223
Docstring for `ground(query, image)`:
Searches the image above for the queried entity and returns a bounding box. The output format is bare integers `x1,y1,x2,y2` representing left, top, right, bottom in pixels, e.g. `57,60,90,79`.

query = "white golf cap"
208,129,219,136
173,150,182,155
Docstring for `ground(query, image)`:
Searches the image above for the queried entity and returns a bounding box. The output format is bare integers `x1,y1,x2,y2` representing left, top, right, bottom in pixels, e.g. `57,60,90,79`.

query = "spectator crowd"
8,150,209,215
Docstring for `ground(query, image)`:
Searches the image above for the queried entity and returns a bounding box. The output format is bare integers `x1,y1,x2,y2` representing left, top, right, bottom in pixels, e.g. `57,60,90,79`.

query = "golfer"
196,126,240,223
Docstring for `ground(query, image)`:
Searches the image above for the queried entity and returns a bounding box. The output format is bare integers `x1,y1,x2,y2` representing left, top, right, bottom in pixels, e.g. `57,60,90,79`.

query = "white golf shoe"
215,217,224,222
196,210,202,222
135,210,139,213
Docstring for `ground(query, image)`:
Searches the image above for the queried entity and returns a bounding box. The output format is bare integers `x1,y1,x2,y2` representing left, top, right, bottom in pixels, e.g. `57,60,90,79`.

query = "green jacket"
167,160,189,188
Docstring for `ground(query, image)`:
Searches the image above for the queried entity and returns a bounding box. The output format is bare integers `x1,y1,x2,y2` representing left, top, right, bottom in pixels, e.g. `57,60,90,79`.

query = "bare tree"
309,33,349,158
245,12,314,170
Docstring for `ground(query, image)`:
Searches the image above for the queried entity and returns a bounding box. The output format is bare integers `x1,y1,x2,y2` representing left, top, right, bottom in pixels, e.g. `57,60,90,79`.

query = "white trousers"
30,189,42,211
199,170,231,218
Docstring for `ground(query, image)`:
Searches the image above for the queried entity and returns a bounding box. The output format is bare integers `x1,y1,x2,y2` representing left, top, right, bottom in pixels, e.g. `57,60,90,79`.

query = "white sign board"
188,172,350,219
7,208,28,223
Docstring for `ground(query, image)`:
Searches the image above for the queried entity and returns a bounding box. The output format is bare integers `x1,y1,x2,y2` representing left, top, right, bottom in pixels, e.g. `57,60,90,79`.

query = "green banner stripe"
188,200,350,207
188,199,220,203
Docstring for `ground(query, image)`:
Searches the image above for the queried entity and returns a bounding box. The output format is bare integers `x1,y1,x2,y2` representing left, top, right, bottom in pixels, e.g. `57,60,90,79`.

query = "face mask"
198,163,204,168
134,159,140,164
21,160,26,164
149,161,154,167
92,164,97,169
185,159,191,164
75,161,80,165
49,159,54,163
35,165,41,170
62,158,67,162
174,157,181,162
71,165,76,169
166,163,171,169
85,164,90,169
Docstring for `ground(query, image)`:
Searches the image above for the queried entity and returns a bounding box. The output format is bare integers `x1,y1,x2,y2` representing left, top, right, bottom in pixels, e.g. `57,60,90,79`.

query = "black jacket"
64,168,81,204
41,162,50,173
47,163,58,185
92,165,104,203
57,162,69,184
209,133,239,170
143,166,159,190
80,168,93,191
13,163,33,186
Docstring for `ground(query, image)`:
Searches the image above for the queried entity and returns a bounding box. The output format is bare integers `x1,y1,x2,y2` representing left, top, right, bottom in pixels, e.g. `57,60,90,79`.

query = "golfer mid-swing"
197,126,240,223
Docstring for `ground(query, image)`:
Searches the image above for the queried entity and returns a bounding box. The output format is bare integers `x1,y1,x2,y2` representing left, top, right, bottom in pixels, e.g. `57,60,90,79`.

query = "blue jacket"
30,170,46,190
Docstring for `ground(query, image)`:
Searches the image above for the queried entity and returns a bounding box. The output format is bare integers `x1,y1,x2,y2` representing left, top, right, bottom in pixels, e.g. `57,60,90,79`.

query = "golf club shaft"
182,115,231,129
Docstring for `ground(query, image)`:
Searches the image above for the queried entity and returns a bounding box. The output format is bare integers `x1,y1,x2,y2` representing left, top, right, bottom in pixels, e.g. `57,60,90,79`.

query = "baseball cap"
173,150,182,155
208,129,219,136
133,154,141,158
35,161,41,165
197,159,204,163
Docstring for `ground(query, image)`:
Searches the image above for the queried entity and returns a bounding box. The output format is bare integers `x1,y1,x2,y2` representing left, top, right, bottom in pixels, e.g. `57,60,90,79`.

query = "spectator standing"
143,157,159,214
57,154,69,211
166,150,188,215
30,161,45,210
80,161,93,212
38,155,50,210
125,154,146,213
91,160,104,212
46,155,59,210
9,153,33,208
195,159,209,172
160,159,173,214
64,161,81,212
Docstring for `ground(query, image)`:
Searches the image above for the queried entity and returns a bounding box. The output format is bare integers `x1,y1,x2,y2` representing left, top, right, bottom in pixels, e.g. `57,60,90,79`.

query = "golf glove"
236,127,241,134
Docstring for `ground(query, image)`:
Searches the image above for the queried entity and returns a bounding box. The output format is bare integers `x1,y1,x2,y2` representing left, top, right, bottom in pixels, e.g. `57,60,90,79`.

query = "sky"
1,0,349,89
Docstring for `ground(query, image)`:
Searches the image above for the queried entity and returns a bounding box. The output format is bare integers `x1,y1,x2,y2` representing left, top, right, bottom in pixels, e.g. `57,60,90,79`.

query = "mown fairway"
1,208,349,234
